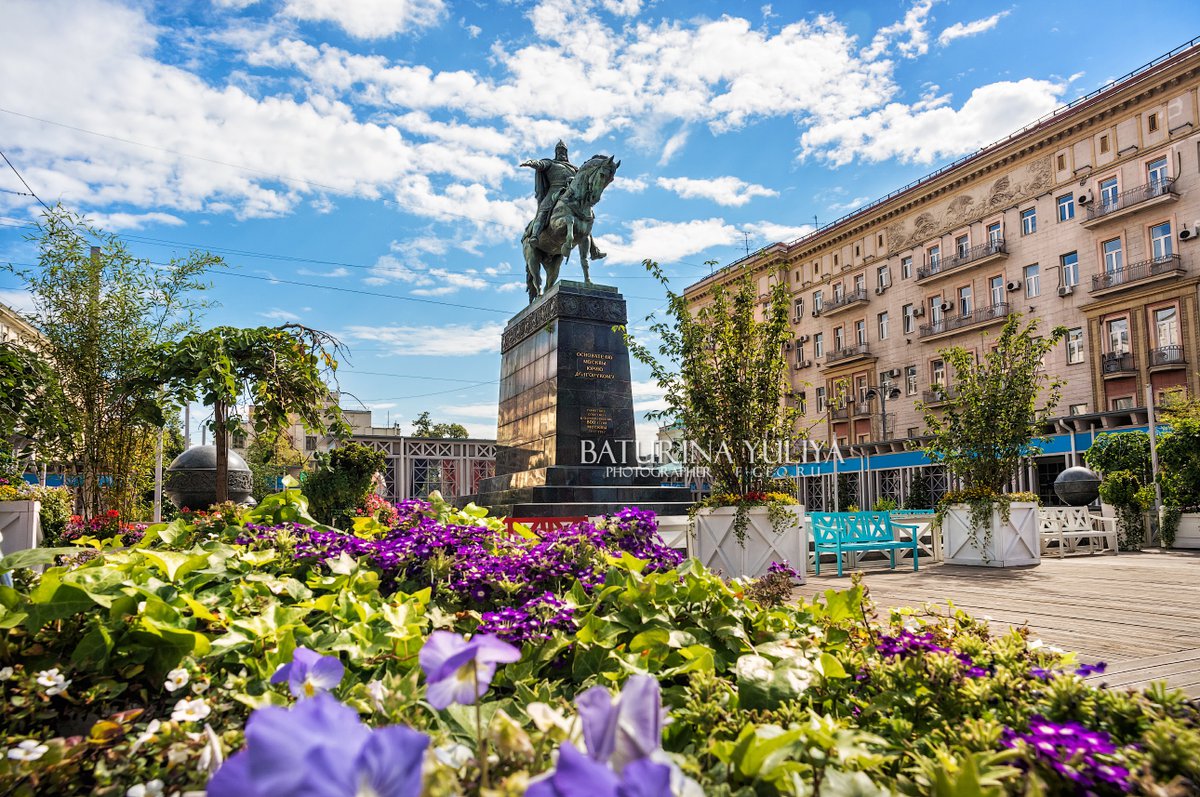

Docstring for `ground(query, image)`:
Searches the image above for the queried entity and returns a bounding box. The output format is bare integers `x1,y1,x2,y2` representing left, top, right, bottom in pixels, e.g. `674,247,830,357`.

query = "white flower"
130,719,162,754
434,742,474,769
0,666,13,680
365,679,387,714
164,668,189,692
191,679,209,695
171,698,211,723
196,724,224,775
1029,639,1045,650
35,668,70,696
7,739,49,761
126,780,164,797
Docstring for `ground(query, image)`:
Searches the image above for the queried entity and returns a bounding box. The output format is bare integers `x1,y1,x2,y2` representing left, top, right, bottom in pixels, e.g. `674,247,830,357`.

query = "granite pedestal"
464,281,693,518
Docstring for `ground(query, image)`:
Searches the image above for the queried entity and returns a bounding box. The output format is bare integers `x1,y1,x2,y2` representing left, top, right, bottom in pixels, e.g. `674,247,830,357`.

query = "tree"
304,441,386,527
410,411,468,439
0,341,74,469
244,430,306,503
624,260,800,495
156,325,347,504
921,314,1066,496
5,209,219,519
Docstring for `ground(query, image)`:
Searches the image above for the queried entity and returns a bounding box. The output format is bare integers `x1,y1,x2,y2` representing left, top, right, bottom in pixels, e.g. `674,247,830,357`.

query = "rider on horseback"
521,140,575,242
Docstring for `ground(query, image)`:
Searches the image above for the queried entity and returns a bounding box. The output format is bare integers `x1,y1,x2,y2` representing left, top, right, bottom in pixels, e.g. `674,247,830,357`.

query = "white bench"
1038,507,1118,557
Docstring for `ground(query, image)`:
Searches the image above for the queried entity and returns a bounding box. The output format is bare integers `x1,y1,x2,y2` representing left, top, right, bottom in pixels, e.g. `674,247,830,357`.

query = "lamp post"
863,385,902,440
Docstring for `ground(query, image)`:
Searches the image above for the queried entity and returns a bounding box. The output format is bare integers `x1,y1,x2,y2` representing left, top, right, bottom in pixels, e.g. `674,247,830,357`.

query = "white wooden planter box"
694,505,806,581
1174,513,1200,550
0,500,43,558
942,501,1040,568
654,515,690,555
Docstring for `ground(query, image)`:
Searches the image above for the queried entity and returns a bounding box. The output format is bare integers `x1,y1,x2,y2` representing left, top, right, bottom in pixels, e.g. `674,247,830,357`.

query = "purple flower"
270,647,344,699
207,692,428,797
418,631,521,710
525,742,672,797
576,675,663,773
1075,661,1107,677
1002,716,1131,792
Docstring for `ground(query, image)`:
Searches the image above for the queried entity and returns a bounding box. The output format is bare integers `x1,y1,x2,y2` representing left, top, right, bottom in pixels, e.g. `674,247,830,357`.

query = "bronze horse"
522,154,620,303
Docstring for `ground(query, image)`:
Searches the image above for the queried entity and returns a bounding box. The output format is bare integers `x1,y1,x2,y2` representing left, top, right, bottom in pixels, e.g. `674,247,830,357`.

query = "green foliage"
4,209,220,519
1157,418,1200,511
0,341,74,467
303,442,387,527
922,314,1066,495
1098,471,1148,550
243,431,306,503
154,324,348,503
904,470,934,510
872,498,898,512
409,411,469,439
1084,431,1151,481
623,260,800,495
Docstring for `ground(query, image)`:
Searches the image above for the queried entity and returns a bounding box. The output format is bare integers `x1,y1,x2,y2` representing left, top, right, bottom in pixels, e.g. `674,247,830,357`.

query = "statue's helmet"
554,140,568,160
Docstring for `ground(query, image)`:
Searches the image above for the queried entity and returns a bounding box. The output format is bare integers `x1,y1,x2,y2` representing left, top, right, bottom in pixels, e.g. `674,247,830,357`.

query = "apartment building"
683,40,1200,507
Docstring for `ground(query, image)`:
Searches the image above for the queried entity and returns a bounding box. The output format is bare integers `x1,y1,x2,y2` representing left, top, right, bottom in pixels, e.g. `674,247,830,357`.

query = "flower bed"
0,488,1197,795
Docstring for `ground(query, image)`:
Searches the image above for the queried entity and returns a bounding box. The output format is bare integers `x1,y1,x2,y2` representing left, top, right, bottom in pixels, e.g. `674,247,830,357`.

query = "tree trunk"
214,400,229,504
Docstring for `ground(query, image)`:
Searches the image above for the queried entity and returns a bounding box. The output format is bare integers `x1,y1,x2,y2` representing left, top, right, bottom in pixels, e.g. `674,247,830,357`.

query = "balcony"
921,386,958,406
1082,178,1178,228
1101,352,1136,377
825,343,872,366
1090,253,1185,296
823,287,869,316
830,406,851,421
915,239,1007,284
918,302,1010,341
1149,345,1186,370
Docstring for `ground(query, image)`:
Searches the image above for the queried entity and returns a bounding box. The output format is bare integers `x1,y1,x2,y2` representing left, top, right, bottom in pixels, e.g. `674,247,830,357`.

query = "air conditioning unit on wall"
1058,285,1074,297
1077,189,1094,205
912,306,925,317
1180,224,1200,241
1006,279,1022,292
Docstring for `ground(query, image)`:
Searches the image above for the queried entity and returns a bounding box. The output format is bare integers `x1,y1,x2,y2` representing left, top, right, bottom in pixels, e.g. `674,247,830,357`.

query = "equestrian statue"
520,140,620,303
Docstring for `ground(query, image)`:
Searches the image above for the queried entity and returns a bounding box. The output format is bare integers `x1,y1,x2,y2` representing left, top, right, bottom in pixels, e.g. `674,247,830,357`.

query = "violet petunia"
575,675,664,773
525,742,673,797
270,646,345,699
418,631,521,710
207,692,428,797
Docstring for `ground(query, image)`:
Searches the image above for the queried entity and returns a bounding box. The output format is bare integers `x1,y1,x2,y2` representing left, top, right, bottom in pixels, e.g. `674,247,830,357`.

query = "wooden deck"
803,549,1200,698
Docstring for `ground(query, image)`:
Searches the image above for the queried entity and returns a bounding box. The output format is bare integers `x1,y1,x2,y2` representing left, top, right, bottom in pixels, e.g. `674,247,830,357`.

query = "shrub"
303,441,386,526
1098,470,1148,550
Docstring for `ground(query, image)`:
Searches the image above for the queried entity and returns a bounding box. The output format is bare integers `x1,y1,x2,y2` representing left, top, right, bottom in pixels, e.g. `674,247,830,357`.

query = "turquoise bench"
809,512,921,577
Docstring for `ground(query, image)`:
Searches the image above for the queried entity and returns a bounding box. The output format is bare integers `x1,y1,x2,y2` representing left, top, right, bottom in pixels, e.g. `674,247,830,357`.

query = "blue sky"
0,0,1195,441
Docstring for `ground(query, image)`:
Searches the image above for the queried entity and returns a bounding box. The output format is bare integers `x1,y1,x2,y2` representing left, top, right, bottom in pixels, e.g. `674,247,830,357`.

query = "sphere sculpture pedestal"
164,445,256,510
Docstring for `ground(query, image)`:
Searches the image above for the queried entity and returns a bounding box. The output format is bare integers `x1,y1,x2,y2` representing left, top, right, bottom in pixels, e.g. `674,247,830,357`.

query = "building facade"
683,41,1200,508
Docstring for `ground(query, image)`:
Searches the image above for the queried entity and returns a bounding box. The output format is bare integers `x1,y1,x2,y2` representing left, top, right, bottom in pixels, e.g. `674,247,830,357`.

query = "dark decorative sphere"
164,445,256,510
1053,466,1101,506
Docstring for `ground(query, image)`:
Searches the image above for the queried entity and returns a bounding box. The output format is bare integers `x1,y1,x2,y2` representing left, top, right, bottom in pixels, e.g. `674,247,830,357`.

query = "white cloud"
296,267,350,278
741,220,815,243
259,308,301,321
612,174,648,193
439,402,499,419
83,211,186,231
594,218,740,266
341,321,504,356
827,196,870,213
459,420,497,439
0,288,35,315
657,176,778,207
863,0,936,60
281,0,446,38
600,0,642,15
938,11,1010,46
800,78,1065,165
658,128,690,165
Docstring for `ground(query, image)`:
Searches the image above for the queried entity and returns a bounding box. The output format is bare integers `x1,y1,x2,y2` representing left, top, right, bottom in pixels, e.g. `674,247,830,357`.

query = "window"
1099,134,1110,154
1024,264,1040,298
854,274,866,294
1070,403,1089,416
1112,396,1134,411
878,233,884,247
816,386,827,412
1056,194,1075,222
854,244,860,257
1147,156,1168,188
855,319,867,346
1056,153,1066,170
955,234,969,259
834,326,844,351
876,265,890,289
878,311,889,340
929,295,943,325
989,275,1005,306
793,297,804,319
305,435,318,451
1155,306,1179,347
1102,238,1123,274
986,222,1002,245
232,431,247,448
833,254,839,267
833,282,844,302
905,365,918,396
927,244,941,266
1060,252,1079,287
795,340,806,363
814,333,824,358
1107,317,1130,355
1066,328,1084,364
902,303,914,334
1150,221,1173,260
931,359,945,387
958,285,973,316
813,290,823,313
856,375,869,403
797,392,807,414
1099,176,1119,207
1020,207,1037,235
1148,113,1159,133
901,255,913,279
